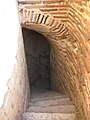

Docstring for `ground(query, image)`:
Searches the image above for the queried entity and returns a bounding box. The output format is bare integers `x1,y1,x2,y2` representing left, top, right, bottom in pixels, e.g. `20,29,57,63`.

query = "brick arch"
19,7,70,88
19,7,69,95
19,4,90,120
19,8,69,44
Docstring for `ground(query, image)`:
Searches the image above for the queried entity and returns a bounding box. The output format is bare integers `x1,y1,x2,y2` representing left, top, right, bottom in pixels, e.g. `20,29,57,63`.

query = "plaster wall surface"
0,29,30,120
0,1,30,120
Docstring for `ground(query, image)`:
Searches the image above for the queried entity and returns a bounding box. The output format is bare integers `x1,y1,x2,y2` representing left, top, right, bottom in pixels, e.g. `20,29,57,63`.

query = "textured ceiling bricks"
18,1,90,120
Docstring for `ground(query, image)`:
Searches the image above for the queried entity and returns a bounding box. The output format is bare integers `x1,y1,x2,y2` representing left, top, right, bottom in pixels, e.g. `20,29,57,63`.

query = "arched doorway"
22,28,50,94
20,9,76,120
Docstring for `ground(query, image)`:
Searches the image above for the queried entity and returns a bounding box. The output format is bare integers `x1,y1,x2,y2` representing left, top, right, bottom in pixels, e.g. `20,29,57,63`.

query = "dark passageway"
22,28,76,120
22,28,50,92
1,1,90,120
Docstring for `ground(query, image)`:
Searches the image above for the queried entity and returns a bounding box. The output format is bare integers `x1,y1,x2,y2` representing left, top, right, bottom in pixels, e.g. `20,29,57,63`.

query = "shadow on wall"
22,28,50,90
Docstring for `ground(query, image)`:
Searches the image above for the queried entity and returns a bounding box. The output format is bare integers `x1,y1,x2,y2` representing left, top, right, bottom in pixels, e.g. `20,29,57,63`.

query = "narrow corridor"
22,28,76,120
0,1,90,120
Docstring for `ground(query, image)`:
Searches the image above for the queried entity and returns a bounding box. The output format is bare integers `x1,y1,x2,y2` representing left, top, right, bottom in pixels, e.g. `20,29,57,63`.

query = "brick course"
18,1,90,120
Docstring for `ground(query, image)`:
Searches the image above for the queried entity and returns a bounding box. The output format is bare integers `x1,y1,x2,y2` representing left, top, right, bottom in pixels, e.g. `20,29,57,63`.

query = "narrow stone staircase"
22,89,76,120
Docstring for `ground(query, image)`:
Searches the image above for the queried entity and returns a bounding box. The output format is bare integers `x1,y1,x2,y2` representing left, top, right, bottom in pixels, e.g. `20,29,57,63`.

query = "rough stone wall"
18,1,90,120
0,29,30,120
0,1,30,120
22,28,50,90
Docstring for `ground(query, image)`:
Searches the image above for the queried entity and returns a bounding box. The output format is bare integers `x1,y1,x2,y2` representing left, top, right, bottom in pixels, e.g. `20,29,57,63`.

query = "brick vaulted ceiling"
18,1,90,120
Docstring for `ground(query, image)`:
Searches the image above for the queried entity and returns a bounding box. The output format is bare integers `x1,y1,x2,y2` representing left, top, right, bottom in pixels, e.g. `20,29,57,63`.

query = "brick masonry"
18,0,90,120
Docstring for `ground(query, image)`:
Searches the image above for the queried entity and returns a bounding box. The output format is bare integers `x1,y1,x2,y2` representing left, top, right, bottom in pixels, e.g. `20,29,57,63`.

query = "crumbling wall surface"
67,1,90,120
50,1,90,119
0,1,30,120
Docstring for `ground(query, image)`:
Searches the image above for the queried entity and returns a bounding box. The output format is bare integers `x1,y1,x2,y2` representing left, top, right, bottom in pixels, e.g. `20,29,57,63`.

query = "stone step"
31,90,67,98
31,94,68,102
23,112,76,120
31,88,68,101
29,97,73,107
27,105,76,113
32,92,62,98
32,89,60,95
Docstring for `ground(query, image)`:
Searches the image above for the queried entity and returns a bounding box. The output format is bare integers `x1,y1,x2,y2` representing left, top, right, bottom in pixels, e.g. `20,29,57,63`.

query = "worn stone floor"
22,88,76,120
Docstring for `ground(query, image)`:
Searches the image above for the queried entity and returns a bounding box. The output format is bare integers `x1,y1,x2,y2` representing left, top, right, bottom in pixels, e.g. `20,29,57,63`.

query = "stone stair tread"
29,97,73,107
31,88,68,99
23,112,76,120
27,105,76,113
31,94,68,102
31,87,62,95
32,93,64,98
32,91,62,97
23,89,76,119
